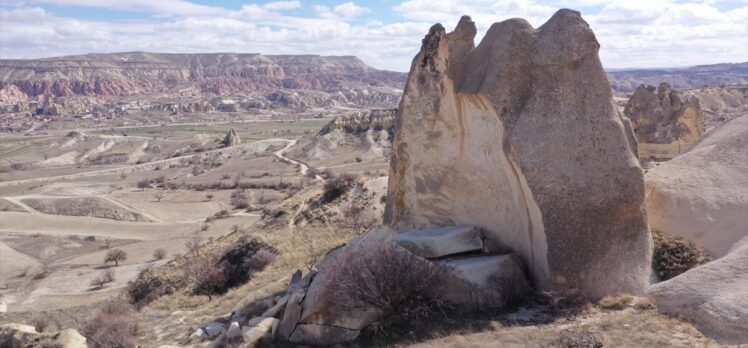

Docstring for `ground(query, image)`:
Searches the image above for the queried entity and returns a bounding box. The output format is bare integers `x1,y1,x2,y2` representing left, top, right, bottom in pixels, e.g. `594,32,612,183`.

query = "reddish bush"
83,301,138,348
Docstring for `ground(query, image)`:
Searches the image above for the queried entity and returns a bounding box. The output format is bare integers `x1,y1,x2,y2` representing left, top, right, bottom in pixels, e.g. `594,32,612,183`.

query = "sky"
0,0,746,72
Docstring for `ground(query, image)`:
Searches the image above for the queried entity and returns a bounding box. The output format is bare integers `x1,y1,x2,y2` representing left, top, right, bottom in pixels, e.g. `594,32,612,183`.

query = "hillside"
607,62,748,93
0,52,406,98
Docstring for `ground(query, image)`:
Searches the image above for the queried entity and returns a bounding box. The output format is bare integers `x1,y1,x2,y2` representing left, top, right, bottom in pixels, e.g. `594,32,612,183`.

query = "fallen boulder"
394,225,484,258
0,324,87,348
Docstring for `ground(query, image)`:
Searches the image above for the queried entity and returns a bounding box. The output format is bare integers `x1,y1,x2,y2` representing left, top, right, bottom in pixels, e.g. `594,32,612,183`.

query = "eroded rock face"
624,83,705,144
384,9,651,298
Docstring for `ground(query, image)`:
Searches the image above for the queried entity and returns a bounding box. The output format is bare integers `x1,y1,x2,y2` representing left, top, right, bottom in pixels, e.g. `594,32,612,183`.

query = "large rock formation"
649,236,748,344
645,115,748,258
384,10,651,298
222,128,241,147
624,82,705,145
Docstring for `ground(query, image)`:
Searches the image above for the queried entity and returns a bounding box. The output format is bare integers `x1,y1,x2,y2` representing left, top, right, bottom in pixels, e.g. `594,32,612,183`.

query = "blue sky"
1,0,746,71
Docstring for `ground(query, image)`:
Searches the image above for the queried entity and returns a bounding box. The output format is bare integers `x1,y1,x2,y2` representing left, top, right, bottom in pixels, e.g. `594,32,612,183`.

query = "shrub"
321,173,358,203
218,238,277,289
83,301,138,348
136,179,150,189
153,248,167,260
126,269,176,309
231,190,250,209
84,235,96,242
205,193,214,201
105,249,127,266
327,243,438,313
652,229,711,280
341,203,375,236
185,258,226,301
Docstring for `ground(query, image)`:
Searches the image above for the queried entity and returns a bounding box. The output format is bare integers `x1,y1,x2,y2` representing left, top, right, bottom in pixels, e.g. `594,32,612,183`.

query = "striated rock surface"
645,115,748,258
384,9,651,298
649,236,748,345
0,53,405,98
624,82,705,144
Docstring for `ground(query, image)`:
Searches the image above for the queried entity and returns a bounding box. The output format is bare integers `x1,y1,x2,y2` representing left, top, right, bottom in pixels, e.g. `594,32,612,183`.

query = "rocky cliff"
384,10,651,298
0,52,406,98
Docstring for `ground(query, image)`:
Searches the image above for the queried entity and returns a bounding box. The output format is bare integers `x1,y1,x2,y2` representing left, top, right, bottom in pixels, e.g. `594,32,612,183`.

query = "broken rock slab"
394,225,484,258
431,254,531,308
242,317,279,345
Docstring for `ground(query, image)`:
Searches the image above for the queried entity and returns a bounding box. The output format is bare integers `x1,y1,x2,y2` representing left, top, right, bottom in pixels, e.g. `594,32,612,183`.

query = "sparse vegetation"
186,237,203,256
321,173,358,203
558,321,604,348
341,203,376,236
153,248,167,260
652,229,711,280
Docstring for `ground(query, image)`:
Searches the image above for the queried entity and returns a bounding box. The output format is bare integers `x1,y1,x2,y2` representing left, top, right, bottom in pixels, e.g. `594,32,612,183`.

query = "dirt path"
2,196,38,214
273,139,322,180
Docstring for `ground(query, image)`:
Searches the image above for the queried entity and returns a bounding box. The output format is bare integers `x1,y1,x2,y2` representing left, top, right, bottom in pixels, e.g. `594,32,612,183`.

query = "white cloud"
0,1,746,72
262,1,301,11
315,2,370,18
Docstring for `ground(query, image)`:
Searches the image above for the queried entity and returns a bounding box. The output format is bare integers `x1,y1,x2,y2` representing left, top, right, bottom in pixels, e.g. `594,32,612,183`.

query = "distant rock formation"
645,115,748,258
0,53,406,98
0,84,27,105
624,82,705,144
286,109,396,162
222,128,241,147
384,10,650,298
607,62,748,93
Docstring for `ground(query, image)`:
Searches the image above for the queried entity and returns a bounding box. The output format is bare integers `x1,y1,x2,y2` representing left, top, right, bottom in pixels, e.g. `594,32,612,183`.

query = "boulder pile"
0,323,86,348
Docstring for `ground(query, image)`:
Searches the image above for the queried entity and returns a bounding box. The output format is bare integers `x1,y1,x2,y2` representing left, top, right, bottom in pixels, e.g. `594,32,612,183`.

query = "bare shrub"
186,238,203,256
153,248,167,260
84,235,96,242
105,249,128,266
136,179,150,189
231,190,250,209
205,193,214,201
321,173,358,203
154,192,164,202
652,229,711,280
558,321,604,348
218,238,277,289
32,317,50,333
327,243,439,313
83,301,138,348
186,258,226,301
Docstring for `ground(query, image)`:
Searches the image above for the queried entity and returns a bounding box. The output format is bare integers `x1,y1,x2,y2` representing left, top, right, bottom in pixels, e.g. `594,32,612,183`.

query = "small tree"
186,238,203,256
186,258,226,301
205,193,214,201
91,269,116,289
104,249,127,266
153,248,167,261
154,192,164,202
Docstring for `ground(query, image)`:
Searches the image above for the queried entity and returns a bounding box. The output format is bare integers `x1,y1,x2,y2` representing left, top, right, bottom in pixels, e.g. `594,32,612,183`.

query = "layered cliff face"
384,10,651,298
624,83,705,144
0,52,406,98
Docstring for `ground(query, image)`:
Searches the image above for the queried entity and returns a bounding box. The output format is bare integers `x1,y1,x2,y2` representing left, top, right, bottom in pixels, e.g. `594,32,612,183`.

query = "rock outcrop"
0,84,27,105
645,115,748,258
624,82,705,145
222,128,241,147
649,236,748,345
0,324,87,348
384,10,651,298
